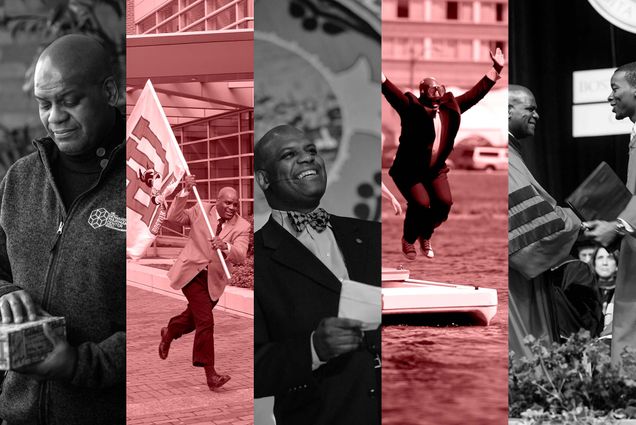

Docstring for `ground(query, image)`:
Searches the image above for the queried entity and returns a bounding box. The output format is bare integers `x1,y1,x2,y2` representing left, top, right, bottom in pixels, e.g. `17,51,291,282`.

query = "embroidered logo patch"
88,208,126,232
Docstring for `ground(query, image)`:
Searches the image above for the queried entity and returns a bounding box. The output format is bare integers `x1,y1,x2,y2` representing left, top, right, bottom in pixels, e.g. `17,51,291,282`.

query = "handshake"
582,219,630,247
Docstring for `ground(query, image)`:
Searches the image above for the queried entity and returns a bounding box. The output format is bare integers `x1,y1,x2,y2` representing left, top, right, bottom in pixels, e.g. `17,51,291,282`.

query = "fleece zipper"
35,141,123,425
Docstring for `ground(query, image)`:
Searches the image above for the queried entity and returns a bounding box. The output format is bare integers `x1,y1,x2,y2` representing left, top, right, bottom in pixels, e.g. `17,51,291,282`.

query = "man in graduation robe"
508,85,583,359
584,62,636,365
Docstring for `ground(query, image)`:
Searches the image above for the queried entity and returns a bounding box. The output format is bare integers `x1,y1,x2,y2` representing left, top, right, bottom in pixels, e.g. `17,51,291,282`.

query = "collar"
33,110,125,187
56,111,123,172
508,132,521,154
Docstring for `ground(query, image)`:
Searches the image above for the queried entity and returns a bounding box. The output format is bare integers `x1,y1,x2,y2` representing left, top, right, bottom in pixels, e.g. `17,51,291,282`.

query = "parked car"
471,147,508,171
448,146,508,170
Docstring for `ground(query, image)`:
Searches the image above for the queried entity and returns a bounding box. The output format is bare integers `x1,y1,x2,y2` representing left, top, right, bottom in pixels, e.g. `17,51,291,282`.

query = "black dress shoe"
158,327,172,360
207,373,231,390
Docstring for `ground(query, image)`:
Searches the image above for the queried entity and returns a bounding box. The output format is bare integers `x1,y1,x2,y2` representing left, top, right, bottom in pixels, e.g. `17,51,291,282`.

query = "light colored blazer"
165,194,250,301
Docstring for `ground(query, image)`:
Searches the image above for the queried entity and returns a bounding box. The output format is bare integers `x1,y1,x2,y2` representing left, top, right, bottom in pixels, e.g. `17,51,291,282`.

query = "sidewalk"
127,285,254,425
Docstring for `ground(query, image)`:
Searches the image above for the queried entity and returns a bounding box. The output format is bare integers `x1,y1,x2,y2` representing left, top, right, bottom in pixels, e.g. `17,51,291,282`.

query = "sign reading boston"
588,0,636,34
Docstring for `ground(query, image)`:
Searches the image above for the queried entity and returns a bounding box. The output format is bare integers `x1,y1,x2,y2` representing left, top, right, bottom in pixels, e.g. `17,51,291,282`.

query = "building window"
446,1,458,20
138,14,157,33
484,40,506,60
136,0,253,34
457,40,472,60
496,3,504,22
382,37,395,59
394,37,411,59
490,40,505,51
397,0,409,18
162,109,255,240
431,39,458,60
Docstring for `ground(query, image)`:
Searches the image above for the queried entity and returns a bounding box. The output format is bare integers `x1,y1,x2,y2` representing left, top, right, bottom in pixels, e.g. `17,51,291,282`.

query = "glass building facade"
128,0,254,243
136,0,253,34
161,109,254,237
382,0,508,89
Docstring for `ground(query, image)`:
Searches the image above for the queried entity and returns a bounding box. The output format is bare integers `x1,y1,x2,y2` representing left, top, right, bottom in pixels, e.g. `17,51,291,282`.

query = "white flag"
126,80,188,258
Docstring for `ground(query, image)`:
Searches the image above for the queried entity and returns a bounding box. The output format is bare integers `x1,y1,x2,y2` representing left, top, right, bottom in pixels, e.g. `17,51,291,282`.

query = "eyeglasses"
426,85,446,98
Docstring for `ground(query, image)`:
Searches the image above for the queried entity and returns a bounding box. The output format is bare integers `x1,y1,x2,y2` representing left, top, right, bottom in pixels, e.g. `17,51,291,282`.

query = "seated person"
592,246,619,314
549,256,603,340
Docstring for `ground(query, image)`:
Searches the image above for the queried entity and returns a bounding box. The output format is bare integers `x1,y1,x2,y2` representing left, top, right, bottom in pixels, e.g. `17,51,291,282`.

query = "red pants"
166,271,218,368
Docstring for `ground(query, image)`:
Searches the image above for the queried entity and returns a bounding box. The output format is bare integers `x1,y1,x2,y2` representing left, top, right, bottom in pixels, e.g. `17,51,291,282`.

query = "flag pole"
188,180,232,281
146,80,231,280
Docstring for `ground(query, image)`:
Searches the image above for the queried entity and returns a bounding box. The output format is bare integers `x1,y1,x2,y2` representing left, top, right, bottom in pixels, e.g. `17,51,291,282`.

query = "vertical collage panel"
508,0,636,423
253,0,382,424
126,0,254,423
381,0,509,424
0,1,126,424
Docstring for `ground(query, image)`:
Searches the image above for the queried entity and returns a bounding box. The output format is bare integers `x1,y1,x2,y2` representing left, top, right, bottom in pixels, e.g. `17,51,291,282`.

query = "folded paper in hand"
566,161,632,221
337,279,381,331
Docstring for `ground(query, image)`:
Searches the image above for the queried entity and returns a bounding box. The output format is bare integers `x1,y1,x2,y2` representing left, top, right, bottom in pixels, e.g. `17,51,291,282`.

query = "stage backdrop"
253,0,381,231
510,0,636,202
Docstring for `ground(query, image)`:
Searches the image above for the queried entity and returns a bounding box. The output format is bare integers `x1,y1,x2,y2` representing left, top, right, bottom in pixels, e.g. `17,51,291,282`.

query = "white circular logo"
588,0,636,34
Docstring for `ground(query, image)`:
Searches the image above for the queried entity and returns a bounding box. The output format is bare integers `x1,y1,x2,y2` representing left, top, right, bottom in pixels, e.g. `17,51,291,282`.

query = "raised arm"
165,175,197,226
456,48,504,113
381,73,409,114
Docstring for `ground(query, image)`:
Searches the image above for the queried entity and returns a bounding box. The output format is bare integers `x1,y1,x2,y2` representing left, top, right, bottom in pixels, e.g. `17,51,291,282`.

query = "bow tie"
287,208,330,233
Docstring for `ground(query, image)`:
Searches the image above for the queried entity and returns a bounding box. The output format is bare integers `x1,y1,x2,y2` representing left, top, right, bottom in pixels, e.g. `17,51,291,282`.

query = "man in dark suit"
254,125,381,425
584,62,636,365
158,181,251,389
382,48,504,260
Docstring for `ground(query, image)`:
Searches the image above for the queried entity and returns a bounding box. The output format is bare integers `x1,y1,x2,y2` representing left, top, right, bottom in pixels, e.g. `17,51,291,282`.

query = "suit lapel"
435,95,461,167
329,216,367,282
262,217,342,294
217,214,238,239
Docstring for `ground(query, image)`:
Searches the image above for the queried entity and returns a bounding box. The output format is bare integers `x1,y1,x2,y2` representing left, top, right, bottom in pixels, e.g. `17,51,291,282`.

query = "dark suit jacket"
382,76,495,190
254,215,381,425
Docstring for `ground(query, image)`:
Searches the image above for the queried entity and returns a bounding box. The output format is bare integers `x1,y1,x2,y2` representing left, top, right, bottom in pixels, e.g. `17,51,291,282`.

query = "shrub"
509,331,636,423
230,215,253,290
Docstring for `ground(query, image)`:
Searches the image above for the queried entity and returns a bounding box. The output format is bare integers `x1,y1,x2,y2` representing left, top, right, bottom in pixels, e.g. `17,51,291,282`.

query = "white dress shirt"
430,110,442,166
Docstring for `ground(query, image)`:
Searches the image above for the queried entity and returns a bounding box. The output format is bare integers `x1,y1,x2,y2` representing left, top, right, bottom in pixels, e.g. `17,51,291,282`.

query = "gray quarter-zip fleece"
0,126,125,424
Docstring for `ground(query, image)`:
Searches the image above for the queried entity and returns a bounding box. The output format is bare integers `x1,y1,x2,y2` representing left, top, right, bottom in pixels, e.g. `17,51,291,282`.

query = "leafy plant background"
228,214,254,290
0,0,124,179
510,331,636,424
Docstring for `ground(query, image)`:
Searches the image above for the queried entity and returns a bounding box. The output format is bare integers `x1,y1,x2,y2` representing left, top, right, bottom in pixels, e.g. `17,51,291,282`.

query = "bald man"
382,49,504,261
508,85,584,359
0,34,126,424
254,125,381,425
158,178,250,390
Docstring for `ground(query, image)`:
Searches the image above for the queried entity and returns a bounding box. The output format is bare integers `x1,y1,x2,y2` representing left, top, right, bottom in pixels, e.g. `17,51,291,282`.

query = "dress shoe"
207,373,231,390
158,327,173,360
